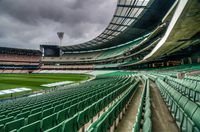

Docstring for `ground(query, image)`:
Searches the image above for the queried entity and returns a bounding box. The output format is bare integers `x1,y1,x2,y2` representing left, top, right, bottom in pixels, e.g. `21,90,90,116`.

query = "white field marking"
41,81,74,87
28,93,43,97
0,88,31,95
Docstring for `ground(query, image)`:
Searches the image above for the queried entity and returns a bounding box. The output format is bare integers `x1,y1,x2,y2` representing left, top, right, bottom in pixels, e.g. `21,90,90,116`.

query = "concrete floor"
115,83,143,132
150,81,179,132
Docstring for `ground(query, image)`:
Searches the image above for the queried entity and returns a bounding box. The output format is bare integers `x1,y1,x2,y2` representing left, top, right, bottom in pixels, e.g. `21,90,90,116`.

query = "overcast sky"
0,0,116,49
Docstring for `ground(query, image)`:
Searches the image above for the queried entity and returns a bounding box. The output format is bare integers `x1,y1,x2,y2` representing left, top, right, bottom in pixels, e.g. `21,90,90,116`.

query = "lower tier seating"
0,75,137,132
133,76,151,132
156,78,200,132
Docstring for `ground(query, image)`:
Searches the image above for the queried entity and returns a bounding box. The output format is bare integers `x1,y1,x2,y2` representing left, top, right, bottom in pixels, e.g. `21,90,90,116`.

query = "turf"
0,73,91,91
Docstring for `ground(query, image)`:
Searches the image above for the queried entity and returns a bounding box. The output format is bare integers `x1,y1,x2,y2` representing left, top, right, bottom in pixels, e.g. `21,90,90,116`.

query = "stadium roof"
0,47,41,55
61,0,175,52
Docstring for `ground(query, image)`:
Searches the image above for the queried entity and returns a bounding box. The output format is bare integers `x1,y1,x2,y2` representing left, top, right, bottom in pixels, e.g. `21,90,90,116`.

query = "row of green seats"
165,76,200,105
185,75,200,82
19,77,135,132
0,78,117,111
0,76,133,132
133,76,151,132
0,77,124,118
96,35,146,60
87,79,139,132
156,79,200,132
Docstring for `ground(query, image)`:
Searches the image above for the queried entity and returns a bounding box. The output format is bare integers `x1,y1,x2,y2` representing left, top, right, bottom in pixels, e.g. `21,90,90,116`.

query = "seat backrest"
184,100,198,118
63,115,78,132
18,120,40,132
45,122,64,132
178,96,189,109
0,116,14,125
42,113,57,131
42,107,54,118
27,112,42,124
142,117,152,132
5,118,24,132
192,108,200,130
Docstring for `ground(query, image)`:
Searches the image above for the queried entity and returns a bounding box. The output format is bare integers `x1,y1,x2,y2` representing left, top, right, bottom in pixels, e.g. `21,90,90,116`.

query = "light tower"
57,32,64,47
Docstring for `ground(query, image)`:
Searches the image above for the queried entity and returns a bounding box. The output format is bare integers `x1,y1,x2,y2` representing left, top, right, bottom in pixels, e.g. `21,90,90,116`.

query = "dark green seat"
133,121,140,132
63,102,70,108
42,113,57,131
42,107,54,118
18,120,40,132
77,101,85,112
54,104,63,113
63,115,78,132
0,115,6,120
27,112,42,124
68,104,77,118
16,111,30,119
5,118,24,132
43,104,52,110
77,108,90,129
45,122,64,132
0,116,14,125
57,108,69,124
7,110,20,117
31,107,42,115
0,124,4,132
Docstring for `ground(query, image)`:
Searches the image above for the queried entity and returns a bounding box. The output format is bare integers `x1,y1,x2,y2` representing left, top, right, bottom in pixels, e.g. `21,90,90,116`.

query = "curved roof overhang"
144,0,200,61
61,0,176,52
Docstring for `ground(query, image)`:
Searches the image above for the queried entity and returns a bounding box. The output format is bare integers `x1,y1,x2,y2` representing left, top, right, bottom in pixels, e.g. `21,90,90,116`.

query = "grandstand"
0,47,41,73
0,0,200,132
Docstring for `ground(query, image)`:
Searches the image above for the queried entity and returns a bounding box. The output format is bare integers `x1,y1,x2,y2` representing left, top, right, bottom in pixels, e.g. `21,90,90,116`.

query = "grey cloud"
0,0,116,49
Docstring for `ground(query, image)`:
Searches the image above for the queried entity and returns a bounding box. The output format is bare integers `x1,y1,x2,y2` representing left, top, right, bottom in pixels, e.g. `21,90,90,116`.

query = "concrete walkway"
115,83,143,132
150,81,179,132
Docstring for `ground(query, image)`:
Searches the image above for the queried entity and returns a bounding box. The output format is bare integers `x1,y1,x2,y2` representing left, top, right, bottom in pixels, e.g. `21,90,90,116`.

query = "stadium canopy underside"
61,0,176,52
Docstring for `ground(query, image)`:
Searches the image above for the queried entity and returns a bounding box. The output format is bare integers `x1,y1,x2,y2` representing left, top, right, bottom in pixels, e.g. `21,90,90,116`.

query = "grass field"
0,73,91,91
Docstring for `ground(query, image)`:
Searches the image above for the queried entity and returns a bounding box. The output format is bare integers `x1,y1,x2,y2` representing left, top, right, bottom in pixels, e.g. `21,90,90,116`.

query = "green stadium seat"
0,124,4,132
77,108,90,129
45,122,64,132
43,104,52,110
142,118,152,132
27,112,42,124
63,115,78,132
77,101,85,112
0,116,14,125
0,115,6,120
192,108,200,131
63,102,70,108
57,108,69,124
5,118,24,132
133,121,140,132
31,107,43,115
184,101,198,118
7,110,20,117
41,113,57,131
68,104,77,118
18,120,40,132
144,109,151,119
42,107,54,118
15,111,30,119
178,96,189,109
54,104,63,113
10,129,17,132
